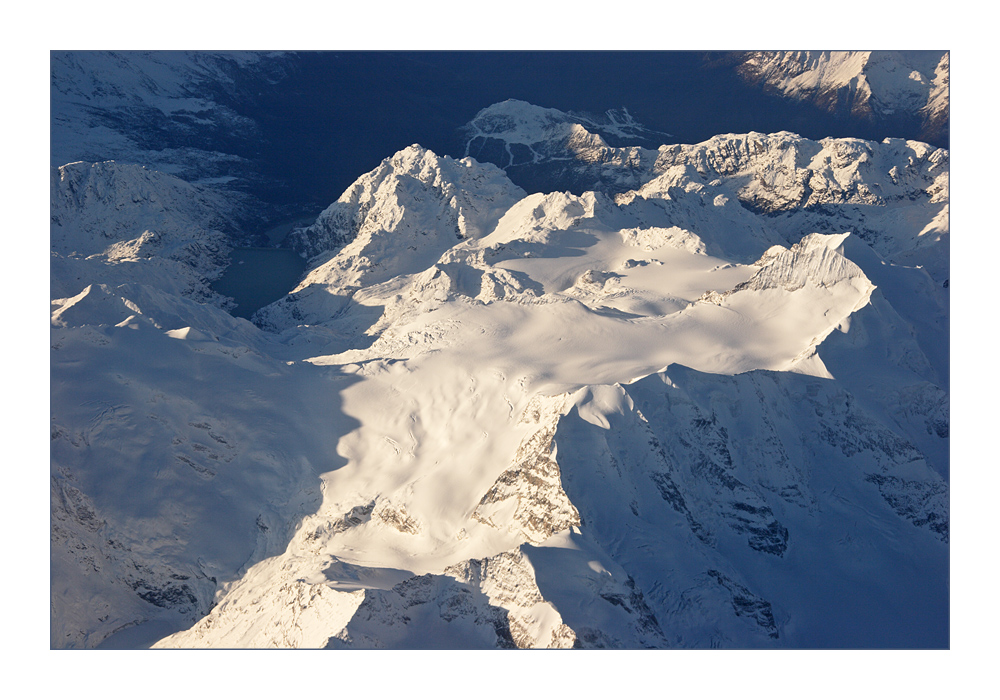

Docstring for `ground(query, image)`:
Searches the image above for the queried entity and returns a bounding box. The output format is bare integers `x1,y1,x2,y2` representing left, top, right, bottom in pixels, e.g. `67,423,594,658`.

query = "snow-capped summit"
287,144,525,262
460,105,947,278
50,69,950,652
258,145,525,330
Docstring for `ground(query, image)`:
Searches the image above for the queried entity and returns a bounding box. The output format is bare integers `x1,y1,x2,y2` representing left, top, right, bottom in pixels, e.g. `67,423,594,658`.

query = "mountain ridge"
50,85,949,649
733,50,949,144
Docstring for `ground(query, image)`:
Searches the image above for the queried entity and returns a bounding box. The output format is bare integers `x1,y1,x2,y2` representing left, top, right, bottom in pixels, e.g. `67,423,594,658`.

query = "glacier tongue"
51,102,949,649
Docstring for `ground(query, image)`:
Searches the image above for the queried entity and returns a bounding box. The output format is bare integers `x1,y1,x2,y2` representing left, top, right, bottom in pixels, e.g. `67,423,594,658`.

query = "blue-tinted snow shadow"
545,364,949,649
55,321,367,649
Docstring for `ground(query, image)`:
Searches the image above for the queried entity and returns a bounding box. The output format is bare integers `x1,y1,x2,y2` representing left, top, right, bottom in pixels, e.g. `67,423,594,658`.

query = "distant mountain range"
50,51,949,649
732,51,948,145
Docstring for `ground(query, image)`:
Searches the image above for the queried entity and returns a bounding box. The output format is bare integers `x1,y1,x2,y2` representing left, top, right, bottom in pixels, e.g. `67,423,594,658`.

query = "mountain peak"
50,59,950,653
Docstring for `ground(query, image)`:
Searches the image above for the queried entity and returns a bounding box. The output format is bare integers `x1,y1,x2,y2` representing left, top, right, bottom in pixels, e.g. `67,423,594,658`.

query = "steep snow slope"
270,130,949,382
283,145,526,279
51,103,948,648
551,366,947,648
51,309,362,648
255,145,525,337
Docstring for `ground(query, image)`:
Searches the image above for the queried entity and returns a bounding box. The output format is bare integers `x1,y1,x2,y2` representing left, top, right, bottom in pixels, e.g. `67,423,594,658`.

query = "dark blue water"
207,52,942,324
235,51,937,211
211,247,307,319
94,617,187,650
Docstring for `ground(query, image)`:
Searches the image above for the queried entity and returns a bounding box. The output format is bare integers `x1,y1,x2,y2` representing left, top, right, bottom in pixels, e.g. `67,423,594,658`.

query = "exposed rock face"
328,502,375,534
153,569,366,649
325,573,521,649
50,466,218,649
473,397,581,544
462,99,665,194
445,550,576,649
286,145,526,263
320,544,667,650
551,370,948,646
707,569,780,639
372,502,421,535
648,132,948,214
463,99,947,203
864,473,949,542
460,104,948,277
920,53,950,144
51,92,949,650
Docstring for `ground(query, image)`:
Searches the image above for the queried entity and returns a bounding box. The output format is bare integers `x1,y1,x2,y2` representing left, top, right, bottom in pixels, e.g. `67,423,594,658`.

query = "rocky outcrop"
445,550,577,649
50,160,255,305
707,569,779,639
473,397,580,544
325,573,523,649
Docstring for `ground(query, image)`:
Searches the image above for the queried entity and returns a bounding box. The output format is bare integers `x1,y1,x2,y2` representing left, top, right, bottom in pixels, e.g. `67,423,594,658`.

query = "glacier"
49,53,950,652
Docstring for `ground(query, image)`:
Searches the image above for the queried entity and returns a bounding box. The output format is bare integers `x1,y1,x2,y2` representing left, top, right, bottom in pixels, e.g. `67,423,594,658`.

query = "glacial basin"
211,246,308,320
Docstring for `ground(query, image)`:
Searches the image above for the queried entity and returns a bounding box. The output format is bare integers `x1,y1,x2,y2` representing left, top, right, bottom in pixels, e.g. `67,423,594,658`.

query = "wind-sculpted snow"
52,113,949,649
731,232,870,295
51,283,269,352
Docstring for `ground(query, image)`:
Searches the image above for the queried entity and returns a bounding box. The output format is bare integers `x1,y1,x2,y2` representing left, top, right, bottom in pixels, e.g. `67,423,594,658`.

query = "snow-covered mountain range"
50,61,949,649
732,51,949,144
50,51,289,186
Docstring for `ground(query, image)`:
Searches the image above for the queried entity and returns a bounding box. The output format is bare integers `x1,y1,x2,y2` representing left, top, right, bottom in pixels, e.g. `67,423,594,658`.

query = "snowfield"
51,96,948,649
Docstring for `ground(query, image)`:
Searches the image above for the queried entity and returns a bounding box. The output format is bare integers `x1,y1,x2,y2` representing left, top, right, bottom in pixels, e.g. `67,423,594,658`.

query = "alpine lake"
210,217,316,320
